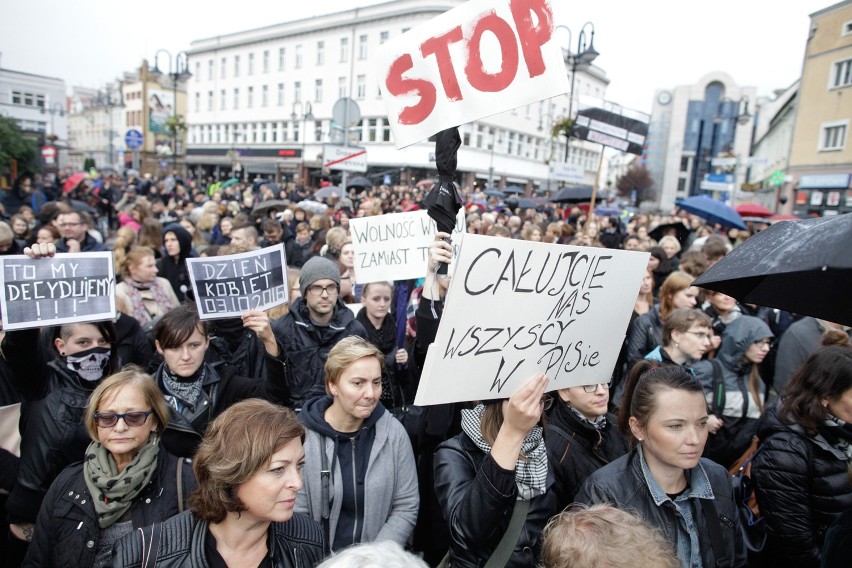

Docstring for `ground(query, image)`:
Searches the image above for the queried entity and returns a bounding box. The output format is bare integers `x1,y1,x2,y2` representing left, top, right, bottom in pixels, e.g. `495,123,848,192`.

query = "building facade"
784,0,852,217
184,0,608,191
67,84,125,171
747,82,799,210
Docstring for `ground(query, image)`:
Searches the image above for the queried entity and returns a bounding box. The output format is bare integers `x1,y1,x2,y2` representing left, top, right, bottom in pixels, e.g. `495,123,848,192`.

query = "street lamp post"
149,49,192,174
94,88,123,170
555,23,599,162
40,102,65,140
291,101,314,185
709,96,751,199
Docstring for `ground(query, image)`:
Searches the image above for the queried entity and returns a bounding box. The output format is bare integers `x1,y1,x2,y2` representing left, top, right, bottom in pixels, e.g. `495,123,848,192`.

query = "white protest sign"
348,209,466,283
414,235,649,405
0,252,115,331
323,145,368,172
187,245,289,320
377,0,570,148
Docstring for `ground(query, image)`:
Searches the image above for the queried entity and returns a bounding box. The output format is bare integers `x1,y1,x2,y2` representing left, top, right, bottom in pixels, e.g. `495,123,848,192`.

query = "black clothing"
55,233,109,253
752,402,852,568
158,223,194,301
626,304,663,370
111,510,326,568
434,433,558,567
23,447,195,568
545,402,628,507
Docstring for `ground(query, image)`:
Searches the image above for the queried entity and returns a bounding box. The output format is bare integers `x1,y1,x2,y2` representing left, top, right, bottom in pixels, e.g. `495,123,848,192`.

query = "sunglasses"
93,410,154,428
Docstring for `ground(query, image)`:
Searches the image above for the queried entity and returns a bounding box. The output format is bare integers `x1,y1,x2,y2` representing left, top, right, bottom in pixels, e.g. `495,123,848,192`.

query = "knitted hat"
299,256,341,297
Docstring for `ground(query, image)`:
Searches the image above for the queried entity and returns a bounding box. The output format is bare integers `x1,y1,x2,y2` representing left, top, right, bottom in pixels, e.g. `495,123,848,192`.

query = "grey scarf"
162,364,206,411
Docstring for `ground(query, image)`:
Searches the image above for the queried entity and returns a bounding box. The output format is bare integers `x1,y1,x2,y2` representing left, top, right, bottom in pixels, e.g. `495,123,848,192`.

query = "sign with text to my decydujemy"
376,0,570,148
414,235,649,405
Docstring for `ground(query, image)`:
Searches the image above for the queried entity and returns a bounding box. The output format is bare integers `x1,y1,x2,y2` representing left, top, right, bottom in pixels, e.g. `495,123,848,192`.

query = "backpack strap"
699,498,726,568
319,435,331,546
709,359,725,417
484,499,531,568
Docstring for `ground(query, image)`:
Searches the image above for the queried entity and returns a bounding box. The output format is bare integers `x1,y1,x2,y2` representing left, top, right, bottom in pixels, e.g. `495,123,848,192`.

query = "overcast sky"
0,0,833,114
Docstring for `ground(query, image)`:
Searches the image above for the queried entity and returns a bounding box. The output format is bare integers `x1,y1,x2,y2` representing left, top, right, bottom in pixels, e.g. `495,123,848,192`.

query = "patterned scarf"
84,433,160,528
566,402,607,430
123,278,177,325
162,364,206,411
461,404,548,500
823,413,852,459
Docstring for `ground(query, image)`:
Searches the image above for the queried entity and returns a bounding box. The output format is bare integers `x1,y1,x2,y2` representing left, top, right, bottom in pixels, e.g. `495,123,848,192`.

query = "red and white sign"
377,0,569,148
322,145,368,172
41,145,57,165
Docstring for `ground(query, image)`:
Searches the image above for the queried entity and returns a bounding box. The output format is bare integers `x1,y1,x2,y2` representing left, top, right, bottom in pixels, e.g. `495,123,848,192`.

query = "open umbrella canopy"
735,203,774,218
69,199,96,214
693,214,852,326
649,221,691,245
63,172,87,194
505,197,538,210
770,214,801,223
251,199,291,217
313,186,343,201
346,176,373,191
675,195,747,229
484,189,505,199
549,185,594,204
221,178,241,189
503,185,524,195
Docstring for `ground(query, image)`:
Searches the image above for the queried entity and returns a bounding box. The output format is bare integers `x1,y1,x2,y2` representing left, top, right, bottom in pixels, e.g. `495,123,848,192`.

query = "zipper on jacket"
351,437,359,545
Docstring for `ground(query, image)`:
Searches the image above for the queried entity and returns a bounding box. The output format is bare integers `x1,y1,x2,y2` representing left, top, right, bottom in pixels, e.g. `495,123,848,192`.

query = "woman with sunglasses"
433,373,558,567
545,377,629,509
23,367,196,568
692,315,774,469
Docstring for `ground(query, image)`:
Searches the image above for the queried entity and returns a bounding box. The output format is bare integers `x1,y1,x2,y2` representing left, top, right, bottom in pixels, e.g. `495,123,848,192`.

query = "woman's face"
340,243,355,269
339,270,353,297
671,325,712,361
825,387,852,423
96,384,158,465
558,383,609,421
637,226,648,239
179,219,195,235
707,292,737,315
647,256,660,271
661,240,679,259
235,437,304,524
56,323,110,357
329,356,382,422
164,232,181,258
671,286,699,309
338,212,350,229
362,284,392,322
744,338,772,365
630,389,708,476
129,254,158,283
21,209,35,223
640,271,654,295
156,326,209,378
36,228,56,244
12,219,28,235
220,219,233,236
528,229,542,242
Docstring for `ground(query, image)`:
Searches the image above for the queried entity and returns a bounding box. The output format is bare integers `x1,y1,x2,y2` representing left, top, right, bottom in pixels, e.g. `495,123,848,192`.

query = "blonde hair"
84,366,170,442
323,336,385,394
120,246,156,279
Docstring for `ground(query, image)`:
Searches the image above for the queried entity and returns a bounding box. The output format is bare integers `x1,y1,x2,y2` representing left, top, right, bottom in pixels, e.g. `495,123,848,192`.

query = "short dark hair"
262,218,283,233
662,308,712,346
154,303,207,350
189,399,305,523
781,346,852,435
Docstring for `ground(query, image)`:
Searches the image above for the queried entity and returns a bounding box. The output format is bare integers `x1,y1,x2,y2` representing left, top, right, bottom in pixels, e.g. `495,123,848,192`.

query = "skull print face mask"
65,346,110,382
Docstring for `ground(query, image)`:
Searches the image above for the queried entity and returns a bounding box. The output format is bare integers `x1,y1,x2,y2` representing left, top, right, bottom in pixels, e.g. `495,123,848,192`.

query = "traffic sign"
322,145,367,172
125,129,144,150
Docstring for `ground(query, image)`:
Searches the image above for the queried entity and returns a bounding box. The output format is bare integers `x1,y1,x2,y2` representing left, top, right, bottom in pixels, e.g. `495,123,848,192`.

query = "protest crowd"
0,168,849,568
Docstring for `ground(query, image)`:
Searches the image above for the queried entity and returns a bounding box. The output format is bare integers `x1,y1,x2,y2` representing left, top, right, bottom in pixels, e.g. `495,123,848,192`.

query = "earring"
60,352,66,356
675,342,679,349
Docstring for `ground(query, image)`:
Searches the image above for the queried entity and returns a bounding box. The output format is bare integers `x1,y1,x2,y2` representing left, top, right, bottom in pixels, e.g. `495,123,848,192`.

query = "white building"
67,85,126,171
645,71,757,210
747,82,798,209
185,0,608,191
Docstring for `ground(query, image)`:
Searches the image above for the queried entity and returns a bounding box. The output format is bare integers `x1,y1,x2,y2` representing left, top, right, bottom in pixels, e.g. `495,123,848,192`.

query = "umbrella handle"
436,237,452,278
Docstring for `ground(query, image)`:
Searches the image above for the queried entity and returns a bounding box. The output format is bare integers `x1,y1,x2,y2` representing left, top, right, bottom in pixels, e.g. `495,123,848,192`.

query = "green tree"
0,116,39,175
617,163,655,206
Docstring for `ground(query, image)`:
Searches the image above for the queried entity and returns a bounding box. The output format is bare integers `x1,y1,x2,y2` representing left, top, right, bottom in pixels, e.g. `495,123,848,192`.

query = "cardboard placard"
348,209,466,284
0,252,115,331
187,245,289,319
414,235,649,405
377,0,570,148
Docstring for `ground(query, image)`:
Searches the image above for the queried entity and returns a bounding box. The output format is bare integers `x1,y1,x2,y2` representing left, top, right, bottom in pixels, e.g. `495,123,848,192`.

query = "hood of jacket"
300,394,385,438
162,222,193,259
717,315,773,371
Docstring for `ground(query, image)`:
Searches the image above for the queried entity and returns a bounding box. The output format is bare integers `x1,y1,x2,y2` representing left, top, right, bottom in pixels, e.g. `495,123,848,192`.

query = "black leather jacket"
111,510,326,568
23,446,195,567
434,433,558,567
576,448,747,568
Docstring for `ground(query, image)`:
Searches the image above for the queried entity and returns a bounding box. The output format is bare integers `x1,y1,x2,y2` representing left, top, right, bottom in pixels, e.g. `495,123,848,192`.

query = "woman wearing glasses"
433,373,558,567
646,308,714,370
545,376,629,508
692,315,774,468
23,368,195,568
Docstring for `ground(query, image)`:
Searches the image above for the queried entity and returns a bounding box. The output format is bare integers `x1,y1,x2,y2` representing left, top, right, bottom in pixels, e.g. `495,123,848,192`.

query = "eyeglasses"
540,395,554,411
582,381,612,393
684,330,712,341
307,284,339,297
93,410,154,428
752,339,773,349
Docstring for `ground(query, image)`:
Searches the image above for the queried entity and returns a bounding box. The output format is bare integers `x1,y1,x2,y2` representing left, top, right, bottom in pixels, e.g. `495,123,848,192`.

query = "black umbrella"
251,199,291,217
69,199,97,214
422,128,462,276
505,197,538,210
346,176,373,191
693,214,852,326
549,185,594,204
649,221,691,246
504,185,524,195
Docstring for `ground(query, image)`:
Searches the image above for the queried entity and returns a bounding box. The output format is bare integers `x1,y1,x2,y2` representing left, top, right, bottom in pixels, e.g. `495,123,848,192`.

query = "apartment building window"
820,121,848,151
340,37,349,62
207,91,213,111
356,75,366,99
234,55,240,77
248,53,255,75
247,86,254,108
278,47,286,71
358,34,368,60
233,88,239,109
295,45,303,69
221,57,227,79
277,83,285,106
220,89,226,110
367,118,377,141
263,50,269,73
195,92,201,112
208,60,214,80
380,31,389,44
382,120,391,141
832,58,852,88
195,62,201,81
315,79,323,103
317,41,325,65
294,81,301,102
844,20,852,36
262,85,269,107
338,77,347,98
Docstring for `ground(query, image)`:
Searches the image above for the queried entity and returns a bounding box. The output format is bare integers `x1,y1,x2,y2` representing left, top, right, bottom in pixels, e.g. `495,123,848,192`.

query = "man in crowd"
55,211,108,253
229,223,260,251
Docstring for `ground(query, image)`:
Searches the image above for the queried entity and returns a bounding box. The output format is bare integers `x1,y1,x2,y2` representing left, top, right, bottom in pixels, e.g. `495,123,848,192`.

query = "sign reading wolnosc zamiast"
0,252,116,331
